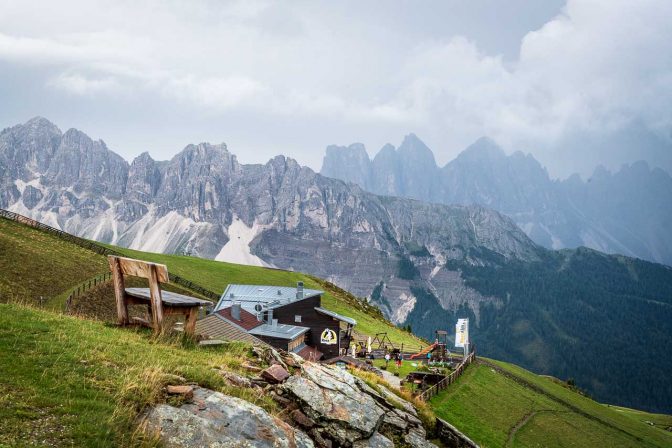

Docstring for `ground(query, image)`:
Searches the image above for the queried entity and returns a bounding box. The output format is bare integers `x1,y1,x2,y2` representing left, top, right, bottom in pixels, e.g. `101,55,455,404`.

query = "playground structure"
409,330,450,361
352,332,421,358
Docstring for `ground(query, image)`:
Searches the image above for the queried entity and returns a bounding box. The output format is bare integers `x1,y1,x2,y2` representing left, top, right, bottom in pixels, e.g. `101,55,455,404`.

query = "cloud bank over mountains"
0,0,670,176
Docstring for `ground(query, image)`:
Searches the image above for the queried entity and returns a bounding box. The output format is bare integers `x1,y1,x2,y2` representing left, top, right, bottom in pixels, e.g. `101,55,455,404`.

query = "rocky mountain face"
0,117,539,326
2,117,671,413
321,135,672,267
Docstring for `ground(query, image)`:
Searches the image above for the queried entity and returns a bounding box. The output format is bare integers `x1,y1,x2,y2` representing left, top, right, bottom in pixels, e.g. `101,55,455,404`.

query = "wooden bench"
108,255,211,336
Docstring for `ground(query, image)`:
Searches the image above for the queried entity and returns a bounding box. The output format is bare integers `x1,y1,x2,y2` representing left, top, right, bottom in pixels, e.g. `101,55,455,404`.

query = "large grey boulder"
144,387,314,448
283,364,386,444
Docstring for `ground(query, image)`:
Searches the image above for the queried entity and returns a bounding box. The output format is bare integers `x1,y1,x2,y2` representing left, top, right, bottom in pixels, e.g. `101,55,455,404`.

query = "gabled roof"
314,307,357,326
249,322,310,340
216,284,324,314
216,307,263,331
195,314,268,346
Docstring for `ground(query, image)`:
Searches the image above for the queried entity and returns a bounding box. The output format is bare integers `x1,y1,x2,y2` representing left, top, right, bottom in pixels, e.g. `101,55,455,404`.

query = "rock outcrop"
145,361,442,448
144,387,315,447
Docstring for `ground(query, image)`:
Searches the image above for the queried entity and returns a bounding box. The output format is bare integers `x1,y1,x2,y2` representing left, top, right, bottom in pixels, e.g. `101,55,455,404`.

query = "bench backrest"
109,256,169,283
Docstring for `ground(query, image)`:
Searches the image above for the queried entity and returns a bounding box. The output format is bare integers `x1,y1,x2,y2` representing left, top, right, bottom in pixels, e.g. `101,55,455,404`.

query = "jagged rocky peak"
0,116,63,180
453,136,506,164
397,133,436,163
127,152,162,202
321,142,372,187
394,134,439,201
44,127,129,198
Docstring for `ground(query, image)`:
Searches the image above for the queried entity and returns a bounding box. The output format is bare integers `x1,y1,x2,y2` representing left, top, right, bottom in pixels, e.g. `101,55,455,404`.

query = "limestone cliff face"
0,117,540,325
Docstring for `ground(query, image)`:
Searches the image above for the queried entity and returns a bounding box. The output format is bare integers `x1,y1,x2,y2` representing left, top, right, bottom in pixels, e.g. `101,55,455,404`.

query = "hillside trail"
380,369,402,388
505,409,558,447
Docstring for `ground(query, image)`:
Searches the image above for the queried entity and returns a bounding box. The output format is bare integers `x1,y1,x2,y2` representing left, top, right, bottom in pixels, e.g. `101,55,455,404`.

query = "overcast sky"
1,0,670,178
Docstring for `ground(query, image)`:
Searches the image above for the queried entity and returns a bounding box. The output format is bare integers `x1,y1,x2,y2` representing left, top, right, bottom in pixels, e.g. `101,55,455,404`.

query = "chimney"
231,302,241,321
267,309,274,324
296,281,304,300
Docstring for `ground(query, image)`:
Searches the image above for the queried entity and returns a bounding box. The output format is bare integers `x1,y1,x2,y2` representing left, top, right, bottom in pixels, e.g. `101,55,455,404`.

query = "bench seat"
125,287,211,307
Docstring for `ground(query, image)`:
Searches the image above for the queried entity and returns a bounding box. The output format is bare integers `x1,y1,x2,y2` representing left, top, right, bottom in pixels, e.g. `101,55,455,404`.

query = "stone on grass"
261,364,290,383
166,385,193,400
144,387,314,448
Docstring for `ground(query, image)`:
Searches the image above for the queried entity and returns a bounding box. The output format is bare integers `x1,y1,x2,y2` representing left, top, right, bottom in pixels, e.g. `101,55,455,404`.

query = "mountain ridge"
321,134,672,266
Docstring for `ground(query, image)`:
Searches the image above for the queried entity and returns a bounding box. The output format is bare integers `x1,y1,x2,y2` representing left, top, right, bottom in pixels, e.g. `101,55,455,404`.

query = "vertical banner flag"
455,318,469,348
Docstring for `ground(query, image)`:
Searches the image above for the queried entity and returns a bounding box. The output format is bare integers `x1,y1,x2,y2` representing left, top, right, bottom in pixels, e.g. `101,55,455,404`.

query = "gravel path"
380,369,402,389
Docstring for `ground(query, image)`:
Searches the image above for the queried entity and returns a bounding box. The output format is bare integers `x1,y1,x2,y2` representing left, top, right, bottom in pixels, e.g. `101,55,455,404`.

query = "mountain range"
321,134,672,267
1,117,671,413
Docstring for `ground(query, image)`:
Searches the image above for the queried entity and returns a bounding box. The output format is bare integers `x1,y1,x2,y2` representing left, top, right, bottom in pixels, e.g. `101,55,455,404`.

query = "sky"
0,0,671,178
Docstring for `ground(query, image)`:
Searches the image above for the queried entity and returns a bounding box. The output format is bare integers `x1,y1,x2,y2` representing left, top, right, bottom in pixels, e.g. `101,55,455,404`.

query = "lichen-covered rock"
283,364,386,443
144,387,313,447
377,385,418,417
404,431,440,448
353,432,395,448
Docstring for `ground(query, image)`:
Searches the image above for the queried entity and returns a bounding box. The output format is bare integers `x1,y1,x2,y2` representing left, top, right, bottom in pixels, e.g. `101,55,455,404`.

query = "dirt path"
506,409,556,447
380,369,402,389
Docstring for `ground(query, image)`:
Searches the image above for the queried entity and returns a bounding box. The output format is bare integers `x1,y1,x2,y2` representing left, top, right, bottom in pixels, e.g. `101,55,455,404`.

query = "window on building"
295,315,302,323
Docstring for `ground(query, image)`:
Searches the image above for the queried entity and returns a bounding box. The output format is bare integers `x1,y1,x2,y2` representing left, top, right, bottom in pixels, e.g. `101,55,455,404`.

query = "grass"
429,360,672,448
0,218,108,306
489,359,672,447
3,215,671,447
0,303,276,447
372,358,424,379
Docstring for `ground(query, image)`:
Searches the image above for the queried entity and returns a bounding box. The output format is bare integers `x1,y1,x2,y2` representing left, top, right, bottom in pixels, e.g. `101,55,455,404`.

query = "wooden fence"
0,208,221,301
418,351,476,401
65,272,113,312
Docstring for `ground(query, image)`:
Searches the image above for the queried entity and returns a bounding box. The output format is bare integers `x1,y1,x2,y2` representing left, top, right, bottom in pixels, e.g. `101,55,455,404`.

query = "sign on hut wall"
320,328,337,345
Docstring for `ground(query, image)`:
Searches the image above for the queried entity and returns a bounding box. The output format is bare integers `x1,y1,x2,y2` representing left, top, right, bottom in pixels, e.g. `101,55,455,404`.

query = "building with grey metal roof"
215,283,324,315
206,281,356,360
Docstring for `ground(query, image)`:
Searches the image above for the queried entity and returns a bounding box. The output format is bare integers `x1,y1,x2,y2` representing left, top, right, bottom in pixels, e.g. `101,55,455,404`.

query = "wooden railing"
0,208,221,301
418,351,476,401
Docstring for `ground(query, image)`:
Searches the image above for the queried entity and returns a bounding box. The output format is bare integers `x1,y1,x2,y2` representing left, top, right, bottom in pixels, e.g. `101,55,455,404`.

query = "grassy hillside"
0,218,108,305
0,303,272,447
430,358,672,448
0,214,424,348
2,215,671,447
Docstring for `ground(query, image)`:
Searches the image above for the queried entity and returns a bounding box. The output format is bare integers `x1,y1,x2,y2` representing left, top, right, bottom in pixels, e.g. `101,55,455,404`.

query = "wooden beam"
116,256,169,283
184,306,198,337
108,256,129,325
148,264,164,333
